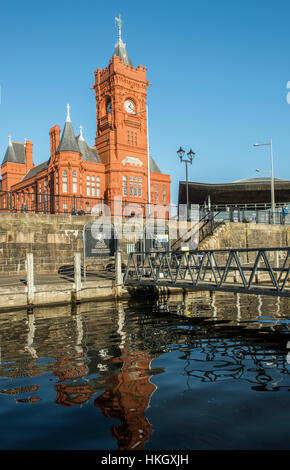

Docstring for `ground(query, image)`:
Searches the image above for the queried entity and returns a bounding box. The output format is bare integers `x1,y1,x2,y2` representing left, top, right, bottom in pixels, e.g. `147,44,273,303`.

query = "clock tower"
93,16,150,204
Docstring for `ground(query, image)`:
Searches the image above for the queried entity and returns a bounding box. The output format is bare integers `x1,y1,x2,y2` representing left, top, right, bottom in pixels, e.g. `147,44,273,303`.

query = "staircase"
171,212,224,251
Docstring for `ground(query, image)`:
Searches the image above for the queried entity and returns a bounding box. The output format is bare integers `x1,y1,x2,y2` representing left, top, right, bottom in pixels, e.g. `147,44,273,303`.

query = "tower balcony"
98,114,112,131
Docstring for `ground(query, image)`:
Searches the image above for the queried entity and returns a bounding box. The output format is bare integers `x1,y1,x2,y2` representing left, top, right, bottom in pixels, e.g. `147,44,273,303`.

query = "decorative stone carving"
122,156,143,167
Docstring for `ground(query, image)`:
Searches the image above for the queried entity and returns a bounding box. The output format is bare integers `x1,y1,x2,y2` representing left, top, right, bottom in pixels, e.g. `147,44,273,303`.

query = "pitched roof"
55,115,102,163
76,136,102,163
150,155,161,173
56,120,81,154
113,38,133,66
2,142,26,165
21,161,49,181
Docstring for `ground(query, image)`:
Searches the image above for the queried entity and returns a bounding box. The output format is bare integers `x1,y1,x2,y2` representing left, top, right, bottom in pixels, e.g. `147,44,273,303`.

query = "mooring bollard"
115,242,123,298
26,253,34,306
74,252,82,302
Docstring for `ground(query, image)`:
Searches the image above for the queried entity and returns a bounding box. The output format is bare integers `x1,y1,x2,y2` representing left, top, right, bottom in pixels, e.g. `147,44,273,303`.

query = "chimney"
25,140,33,169
49,125,61,159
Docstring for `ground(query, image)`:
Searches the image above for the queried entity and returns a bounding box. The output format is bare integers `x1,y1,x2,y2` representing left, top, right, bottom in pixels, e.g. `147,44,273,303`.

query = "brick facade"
1,33,171,217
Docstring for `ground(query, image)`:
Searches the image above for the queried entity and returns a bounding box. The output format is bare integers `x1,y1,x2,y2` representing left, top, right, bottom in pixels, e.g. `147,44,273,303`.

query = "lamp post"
133,106,150,206
177,147,196,218
253,140,275,224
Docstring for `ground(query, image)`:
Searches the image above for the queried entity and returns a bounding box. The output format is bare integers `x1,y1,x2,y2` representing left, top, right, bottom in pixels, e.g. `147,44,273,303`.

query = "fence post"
26,253,34,306
115,239,123,298
74,252,82,302
9,191,13,213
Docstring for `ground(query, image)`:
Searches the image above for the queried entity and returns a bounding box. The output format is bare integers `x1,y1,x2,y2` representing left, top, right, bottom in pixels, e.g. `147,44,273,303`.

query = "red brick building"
1,22,170,216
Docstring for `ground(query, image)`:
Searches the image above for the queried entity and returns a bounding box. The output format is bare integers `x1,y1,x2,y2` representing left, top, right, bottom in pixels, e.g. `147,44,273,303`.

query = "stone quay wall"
198,222,290,266
0,213,89,274
0,213,183,274
0,214,288,275
199,222,290,251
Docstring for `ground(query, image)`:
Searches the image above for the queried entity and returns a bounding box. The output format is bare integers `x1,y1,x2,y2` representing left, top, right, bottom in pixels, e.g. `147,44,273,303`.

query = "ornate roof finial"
115,13,122,43
112,14,132,66
66,103,71,122
8,135,12,146
79,125,84,141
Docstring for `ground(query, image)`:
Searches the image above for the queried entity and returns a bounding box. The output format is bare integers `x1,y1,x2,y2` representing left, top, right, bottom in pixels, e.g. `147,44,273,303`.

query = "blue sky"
1,0,290,203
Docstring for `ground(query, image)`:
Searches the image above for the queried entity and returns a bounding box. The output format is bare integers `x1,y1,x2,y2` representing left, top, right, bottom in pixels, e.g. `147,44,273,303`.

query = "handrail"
171,210,223,250
124,247,290,297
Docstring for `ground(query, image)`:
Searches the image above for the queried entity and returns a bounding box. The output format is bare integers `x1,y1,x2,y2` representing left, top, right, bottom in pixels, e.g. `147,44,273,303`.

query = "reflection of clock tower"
93,17,150,203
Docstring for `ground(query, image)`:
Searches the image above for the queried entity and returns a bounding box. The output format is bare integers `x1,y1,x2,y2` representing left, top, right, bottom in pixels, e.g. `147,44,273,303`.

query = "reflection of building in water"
0,297,290,444
54,312,94,407
236,293,241,323
50,303,159,450
94,302,157,450
94,349,156,450
25,314,38,359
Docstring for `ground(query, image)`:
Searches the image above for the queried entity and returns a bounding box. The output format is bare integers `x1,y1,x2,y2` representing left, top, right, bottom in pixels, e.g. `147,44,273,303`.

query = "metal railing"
171,211,224,250
124,247,290,297
0,189,289,225
200,202,290,225
0,190,173,218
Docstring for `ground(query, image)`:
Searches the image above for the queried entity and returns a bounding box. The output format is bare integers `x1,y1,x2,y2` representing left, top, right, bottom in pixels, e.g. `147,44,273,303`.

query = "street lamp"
177,147,196,215
253,140,275,224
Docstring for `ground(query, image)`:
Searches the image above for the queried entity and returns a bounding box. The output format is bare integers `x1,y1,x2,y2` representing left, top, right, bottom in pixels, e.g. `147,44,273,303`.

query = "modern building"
1,20,171,216
178,178,290,206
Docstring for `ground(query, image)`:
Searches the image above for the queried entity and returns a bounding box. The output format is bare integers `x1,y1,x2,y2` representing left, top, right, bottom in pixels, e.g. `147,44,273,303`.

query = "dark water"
0,292,290,450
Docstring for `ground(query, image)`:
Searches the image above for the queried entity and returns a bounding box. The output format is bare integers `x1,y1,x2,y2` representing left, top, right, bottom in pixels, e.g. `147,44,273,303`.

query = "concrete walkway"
0,271,114,288
0,270,128,312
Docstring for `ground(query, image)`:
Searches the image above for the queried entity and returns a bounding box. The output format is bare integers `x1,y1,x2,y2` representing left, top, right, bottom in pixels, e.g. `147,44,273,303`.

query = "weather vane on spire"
115,13,122,42
66,103,71,122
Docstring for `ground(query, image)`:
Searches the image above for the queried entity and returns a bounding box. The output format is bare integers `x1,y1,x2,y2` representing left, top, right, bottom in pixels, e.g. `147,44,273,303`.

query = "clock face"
124,100,135,114
106,101,112,114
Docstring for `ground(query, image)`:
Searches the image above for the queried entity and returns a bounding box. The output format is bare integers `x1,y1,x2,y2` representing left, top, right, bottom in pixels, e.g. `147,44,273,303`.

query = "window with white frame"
123,176,128,196
96,176,100,197
162,185,166,203
123,175,143,198
91,176,95,196
72,171,77,193
63,170,68,193
86,175,90,196
44,180,48,202
86,175,101,197
134,177,138,196
155,184,158,202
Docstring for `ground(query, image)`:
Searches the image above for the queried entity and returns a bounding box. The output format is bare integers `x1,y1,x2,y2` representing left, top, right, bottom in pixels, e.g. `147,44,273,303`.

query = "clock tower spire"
92,16,150,203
